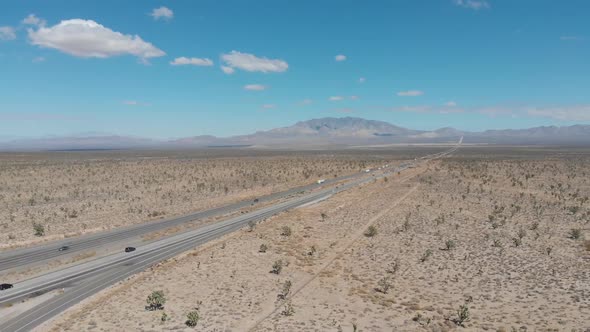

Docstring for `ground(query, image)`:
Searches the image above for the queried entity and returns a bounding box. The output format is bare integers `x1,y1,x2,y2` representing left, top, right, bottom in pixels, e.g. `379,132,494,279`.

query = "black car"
0,283,14,291
125,247,136,253
58,246,70,251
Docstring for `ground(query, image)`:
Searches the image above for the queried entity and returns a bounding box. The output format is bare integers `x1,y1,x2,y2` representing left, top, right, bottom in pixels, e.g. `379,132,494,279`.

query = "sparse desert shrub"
545,247,552,256
320,212,328,221
259,244,268,253
568,228,582,240
512,237,522,247
277,280,292,300
386,258,400,274
185,311,200,327
160,312,169,323
445,239,456,250
271,260,283,274
517,228,527,239
454,303,470,327
248,220,257,232
364,225,378,237
281,302,295,316
420,249,433,263
307,245,317,256
376,276,392,294
280,226,292,237
33,223,45,237
492,239,502,248
146,290,166,311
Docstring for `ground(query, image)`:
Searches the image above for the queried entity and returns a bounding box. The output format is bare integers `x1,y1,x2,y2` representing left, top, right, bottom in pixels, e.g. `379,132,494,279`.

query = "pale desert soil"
40,150,590,331
0,151,402,248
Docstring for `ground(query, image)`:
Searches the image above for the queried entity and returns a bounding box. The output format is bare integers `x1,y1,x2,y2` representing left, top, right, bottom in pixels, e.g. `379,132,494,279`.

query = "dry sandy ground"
36,151,590,331
0,151,399,248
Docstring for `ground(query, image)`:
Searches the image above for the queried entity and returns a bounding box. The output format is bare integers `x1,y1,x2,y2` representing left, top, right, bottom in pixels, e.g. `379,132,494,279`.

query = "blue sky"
1,0,589,139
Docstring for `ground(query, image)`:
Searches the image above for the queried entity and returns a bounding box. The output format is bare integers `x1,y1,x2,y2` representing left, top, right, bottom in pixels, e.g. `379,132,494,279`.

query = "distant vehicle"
125,247,136,253
365,169,371,173
317,179,326,184
0,283,14,290
58,246,70,251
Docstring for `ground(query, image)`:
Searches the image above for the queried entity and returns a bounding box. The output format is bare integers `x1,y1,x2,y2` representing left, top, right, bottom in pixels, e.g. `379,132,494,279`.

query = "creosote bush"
569,228,582,240
271,260,283,274
280,226,292,237
146,290,166,311
259,243,268,253
185,311,200,328
33,223,45,237
364,225,377,237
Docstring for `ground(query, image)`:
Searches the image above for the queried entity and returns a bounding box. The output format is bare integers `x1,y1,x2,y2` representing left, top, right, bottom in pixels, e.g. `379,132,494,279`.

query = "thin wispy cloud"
350,96,360,101
22,14,46,27
27,19,165,61
170,57,213,66
453,0,490,10
221,51,288,73
359,77,366,83
0,26,16,40
220,66,235,74
445,101,457,107
397,90,424,97
329,96,344,101
262,104,276,109
335,54,347,61
300,99,313,105
151,7,174,20
32,56,45,63
244,84,267,91
526,105,590,121
560,36,584,41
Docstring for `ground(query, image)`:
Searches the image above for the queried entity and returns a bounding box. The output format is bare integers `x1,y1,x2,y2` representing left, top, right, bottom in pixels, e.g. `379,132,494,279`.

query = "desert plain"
1,146,589,331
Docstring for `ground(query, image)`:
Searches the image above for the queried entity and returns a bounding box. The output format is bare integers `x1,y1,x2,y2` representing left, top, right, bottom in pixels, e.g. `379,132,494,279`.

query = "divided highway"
0,141,460,331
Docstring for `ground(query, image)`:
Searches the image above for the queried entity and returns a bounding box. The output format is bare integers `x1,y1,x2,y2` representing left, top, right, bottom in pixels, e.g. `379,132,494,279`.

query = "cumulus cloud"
0,26,16,40
335,54,346,61
453,0,490,10
151,6,174,20
22,14,46,27
397,90,424,97
221,51,288,73
170,57,213,66
220,66,235,74
27,19,165,60
329,96,344,101
244,84,267,91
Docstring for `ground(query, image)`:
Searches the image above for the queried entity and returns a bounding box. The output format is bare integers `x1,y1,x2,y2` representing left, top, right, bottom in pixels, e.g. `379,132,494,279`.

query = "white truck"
317,179,326,184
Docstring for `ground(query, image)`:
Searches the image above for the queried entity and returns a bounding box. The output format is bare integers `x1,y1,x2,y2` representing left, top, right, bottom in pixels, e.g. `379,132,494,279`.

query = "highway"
0,169,365,273
0,142,460,331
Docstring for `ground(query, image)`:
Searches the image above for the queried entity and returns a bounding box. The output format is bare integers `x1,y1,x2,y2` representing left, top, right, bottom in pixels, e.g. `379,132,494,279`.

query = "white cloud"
453,0,490,10
0,26,16,40
22,14,46,27
123,100,138,105
244,84,267,91
335,54,346,61
28,19,165,60
221,51,288,73
300,99,313,105
359,77,366,83
220,66,235,74
445,101,457,107
526,105,590,121
32,56,45,63
170,57,213,66
329,96,344,101
397,90,424,97
350,95,360,100
151,7,174,20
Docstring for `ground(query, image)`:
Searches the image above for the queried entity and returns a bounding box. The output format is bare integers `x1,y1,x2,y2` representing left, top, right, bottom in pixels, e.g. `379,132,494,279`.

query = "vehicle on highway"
58,246,70,251
0,283,13,290
317,179,326,184
365,169,371,173
125,247,136,253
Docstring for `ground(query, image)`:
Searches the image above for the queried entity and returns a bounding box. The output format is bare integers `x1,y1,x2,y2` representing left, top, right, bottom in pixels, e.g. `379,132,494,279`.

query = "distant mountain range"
2,117,590,151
